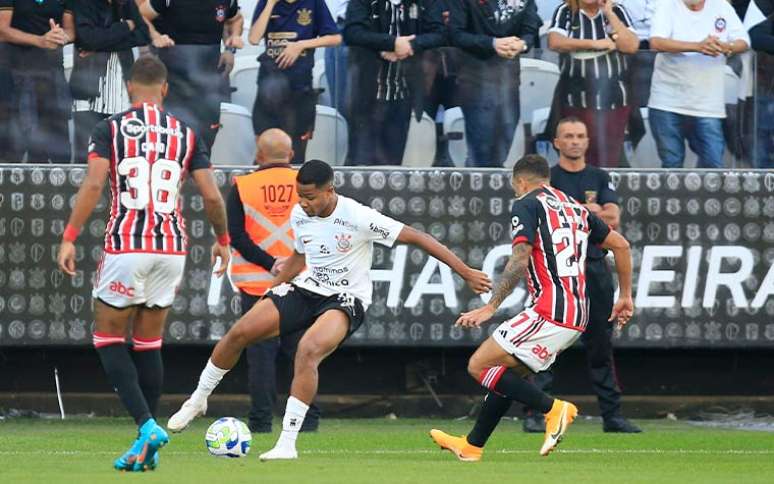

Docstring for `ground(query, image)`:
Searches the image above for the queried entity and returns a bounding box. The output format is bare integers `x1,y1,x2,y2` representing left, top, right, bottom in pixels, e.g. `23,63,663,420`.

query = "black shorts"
266,283,365,340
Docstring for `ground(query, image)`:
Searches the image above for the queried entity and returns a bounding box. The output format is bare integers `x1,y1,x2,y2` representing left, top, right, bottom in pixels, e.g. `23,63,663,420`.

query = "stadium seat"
443,107,466,167
313,57,331,106
229,56,259,110
210,102,256,165
306,105,348,165
402,112,437,167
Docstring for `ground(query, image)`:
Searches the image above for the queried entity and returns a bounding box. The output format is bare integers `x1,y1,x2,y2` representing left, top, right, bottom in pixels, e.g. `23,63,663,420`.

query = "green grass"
1,417,772,483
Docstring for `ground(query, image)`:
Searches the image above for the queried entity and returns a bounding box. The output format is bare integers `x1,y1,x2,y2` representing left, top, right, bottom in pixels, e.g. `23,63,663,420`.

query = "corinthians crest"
335,233,352,253
297,8,312,26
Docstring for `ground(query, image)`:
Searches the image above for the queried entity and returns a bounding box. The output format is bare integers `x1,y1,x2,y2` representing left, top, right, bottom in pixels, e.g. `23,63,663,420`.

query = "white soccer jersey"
290,195,405,307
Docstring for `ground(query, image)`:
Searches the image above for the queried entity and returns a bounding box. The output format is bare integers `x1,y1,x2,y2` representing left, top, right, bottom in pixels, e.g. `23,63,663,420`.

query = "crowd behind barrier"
0,0,772,169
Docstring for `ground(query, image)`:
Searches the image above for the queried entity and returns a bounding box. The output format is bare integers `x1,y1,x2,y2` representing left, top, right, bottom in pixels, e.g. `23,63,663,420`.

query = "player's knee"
295,341,324,370
225,322,252,349
467,356,484,381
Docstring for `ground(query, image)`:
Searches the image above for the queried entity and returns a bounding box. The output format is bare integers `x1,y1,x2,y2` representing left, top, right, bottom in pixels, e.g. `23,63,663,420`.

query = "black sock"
96,344,152,426
467,392,512,448
132,349,163,418
485,367,554,414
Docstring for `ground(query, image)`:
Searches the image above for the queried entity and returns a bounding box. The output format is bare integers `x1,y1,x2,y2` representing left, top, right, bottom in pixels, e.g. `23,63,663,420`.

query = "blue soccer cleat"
113,419,169,472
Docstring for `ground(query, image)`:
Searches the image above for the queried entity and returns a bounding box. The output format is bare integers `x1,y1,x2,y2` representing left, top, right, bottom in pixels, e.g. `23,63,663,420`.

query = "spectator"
745,0,774,167
648,0,749,168
343,0,446,165
70,0,150,162
139,0,244,150
0,0,74,163
0,65,13,162
249,0,341,164
228,128,320,433
324,0,349,115
618,0,657,48
548,0,639,167
448,0,541,168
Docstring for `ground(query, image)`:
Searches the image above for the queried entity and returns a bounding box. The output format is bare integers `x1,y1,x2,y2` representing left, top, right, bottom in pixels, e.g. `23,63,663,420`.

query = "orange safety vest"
229,164,298,296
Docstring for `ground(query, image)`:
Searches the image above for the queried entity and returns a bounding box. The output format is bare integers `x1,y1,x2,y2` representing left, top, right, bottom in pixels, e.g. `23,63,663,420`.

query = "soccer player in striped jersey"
57,55,231,472
430,154,634,460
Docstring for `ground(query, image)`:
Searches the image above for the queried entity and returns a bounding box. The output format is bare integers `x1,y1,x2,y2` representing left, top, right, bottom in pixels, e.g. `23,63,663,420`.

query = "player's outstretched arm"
396,226,492,294
600,229,634,328
456,242,532,328
57,157,110,276
269,250,305,288
192,168,230,277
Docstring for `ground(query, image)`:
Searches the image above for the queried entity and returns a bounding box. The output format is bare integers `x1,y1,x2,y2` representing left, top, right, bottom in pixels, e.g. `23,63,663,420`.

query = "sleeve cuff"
512,236,530,246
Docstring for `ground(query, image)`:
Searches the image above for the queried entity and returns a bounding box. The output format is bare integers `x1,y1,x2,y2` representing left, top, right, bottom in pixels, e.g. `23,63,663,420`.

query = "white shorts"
93,252,186,309
492,308,582,373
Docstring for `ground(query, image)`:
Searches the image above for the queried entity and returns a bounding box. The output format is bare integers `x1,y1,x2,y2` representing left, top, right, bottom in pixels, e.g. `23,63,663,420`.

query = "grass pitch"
1,417,772,483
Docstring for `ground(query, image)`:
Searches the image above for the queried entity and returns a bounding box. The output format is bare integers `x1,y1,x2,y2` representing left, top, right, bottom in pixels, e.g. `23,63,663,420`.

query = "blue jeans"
461,100,519,168
755,94,774,168
648,108,725,168
324,42,348,116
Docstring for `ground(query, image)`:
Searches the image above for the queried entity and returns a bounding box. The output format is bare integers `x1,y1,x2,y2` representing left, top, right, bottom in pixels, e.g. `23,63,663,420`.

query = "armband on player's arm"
217,233,231,246
63,224,80,242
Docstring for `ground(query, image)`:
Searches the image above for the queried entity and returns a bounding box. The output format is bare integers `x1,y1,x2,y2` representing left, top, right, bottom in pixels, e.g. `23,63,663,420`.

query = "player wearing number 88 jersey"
57,56,230,472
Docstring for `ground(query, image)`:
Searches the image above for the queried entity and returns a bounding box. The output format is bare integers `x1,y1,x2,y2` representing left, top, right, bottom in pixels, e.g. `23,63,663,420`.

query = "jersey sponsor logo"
369,223,391,239
109,281,135,298
335,233,352,253
333,218,357,230
319,244,331,255
297,8,312,26
584,190,597,204
531,344,551,361
215,4,226,22
120,118,146,139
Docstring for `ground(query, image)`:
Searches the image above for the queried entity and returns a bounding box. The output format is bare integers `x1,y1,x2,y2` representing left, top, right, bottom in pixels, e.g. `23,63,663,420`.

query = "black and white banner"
1,165,773,347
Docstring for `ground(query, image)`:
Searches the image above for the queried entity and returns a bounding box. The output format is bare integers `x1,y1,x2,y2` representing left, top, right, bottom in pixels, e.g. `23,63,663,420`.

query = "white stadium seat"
306,105,348,165
211,103,256,165
402,112,437,167
229,55,259,110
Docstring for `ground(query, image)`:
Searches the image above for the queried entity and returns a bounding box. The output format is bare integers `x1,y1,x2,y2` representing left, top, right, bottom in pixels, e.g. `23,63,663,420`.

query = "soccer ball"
205,417,252,458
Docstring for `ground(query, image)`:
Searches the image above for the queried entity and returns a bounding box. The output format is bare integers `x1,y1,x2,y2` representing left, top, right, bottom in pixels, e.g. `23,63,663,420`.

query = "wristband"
63,224,80,242
217,233,231,246
225,46,237,54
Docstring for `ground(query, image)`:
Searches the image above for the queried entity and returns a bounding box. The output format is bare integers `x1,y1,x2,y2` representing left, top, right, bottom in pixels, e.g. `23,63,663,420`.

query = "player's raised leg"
259,309,349,460
168,298,282,432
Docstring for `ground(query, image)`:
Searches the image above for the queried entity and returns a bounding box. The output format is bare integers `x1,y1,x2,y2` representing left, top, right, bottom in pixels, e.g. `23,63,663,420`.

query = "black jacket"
447,0,540,58
343,0,446,114
71,0,149,93
447,0,540,98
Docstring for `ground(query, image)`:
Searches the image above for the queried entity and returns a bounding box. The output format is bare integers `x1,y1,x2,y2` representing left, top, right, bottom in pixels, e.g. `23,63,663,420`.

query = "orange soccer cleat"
429,429,483,462
540,399,578,456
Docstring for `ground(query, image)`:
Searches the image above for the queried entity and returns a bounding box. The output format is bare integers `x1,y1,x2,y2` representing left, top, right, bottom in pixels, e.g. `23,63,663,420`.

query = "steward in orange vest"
227,162,298,296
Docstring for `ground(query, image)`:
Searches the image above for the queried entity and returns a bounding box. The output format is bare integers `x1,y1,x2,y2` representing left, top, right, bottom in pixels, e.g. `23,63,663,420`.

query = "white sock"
276,396,309,450
191,359,229,403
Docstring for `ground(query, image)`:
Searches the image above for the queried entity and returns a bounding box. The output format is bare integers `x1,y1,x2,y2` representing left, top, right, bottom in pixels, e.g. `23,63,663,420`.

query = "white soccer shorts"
492,308,582,373
92,252,186,308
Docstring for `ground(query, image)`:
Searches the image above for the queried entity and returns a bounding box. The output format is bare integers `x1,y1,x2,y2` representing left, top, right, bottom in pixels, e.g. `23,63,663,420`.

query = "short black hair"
512,154,550,180
129,55,167,85
297,159,334,188
556,116,586,133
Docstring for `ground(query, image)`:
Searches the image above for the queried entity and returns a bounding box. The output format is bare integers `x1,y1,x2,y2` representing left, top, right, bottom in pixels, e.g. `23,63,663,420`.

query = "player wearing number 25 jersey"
430,155,634,461
57,56,230,472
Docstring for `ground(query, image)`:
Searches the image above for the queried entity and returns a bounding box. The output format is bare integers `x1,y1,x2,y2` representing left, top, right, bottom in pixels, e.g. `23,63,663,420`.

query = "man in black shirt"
139,0,244,149
523,116,641,433
448,0,541,167
343,0,446,165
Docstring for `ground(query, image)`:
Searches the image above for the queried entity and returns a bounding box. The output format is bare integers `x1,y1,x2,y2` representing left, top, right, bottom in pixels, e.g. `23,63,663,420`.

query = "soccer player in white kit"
169,160,493,460
57,56,231,471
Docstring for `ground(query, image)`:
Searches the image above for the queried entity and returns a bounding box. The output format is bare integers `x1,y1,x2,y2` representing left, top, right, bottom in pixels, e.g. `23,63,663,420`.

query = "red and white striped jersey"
510,185,610,330
88,102,211,254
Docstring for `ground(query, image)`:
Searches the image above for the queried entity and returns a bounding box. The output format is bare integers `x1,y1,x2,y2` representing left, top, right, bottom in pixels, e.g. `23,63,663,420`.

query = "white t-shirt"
290,195,405,308
648,0,749,118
